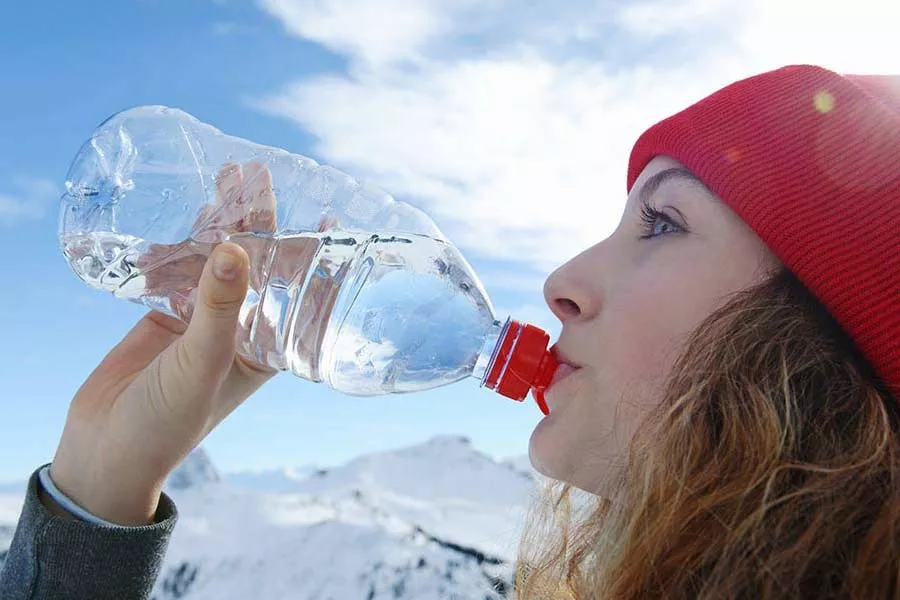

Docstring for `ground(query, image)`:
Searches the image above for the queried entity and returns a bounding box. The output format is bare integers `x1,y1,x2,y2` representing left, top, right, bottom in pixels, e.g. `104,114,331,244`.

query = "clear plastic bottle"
59,106,557,413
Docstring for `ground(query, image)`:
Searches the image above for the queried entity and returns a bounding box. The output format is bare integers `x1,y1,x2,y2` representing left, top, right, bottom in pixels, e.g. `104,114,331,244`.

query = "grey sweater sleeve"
0,464,178,600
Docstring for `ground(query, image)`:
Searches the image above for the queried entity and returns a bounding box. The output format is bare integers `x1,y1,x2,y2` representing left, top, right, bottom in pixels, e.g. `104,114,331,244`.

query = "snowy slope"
278,436,536,560
224,465,318,493
155,485,516,599
0,438,539,599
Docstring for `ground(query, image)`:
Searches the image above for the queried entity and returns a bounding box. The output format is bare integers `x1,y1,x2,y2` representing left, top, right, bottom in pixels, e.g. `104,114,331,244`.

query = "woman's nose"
543,254,599,323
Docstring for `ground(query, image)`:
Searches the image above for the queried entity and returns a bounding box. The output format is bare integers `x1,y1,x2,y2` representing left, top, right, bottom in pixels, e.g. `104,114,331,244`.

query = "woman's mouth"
544,361,580,414
546,345,582,397
551,363,578,387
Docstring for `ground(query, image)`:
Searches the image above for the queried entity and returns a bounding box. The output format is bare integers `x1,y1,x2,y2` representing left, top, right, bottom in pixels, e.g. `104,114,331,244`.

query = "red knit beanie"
627,64,900,399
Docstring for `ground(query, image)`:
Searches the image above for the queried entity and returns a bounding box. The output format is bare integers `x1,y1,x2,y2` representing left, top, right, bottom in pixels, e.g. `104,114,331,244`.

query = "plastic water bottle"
59,106,557,413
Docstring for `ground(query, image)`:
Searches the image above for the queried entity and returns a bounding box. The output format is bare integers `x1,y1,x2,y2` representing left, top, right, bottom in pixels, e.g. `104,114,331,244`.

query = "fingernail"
213,249,239,281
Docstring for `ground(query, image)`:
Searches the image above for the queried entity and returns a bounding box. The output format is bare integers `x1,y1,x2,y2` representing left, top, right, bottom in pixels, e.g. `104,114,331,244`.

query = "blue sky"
1,0,898,482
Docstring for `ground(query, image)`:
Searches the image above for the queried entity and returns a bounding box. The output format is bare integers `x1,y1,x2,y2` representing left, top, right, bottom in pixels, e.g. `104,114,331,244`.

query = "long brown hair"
514,266,900,599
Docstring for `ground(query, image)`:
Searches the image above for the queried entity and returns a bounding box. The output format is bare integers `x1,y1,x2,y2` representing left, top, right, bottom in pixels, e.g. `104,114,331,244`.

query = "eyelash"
638,199,684,239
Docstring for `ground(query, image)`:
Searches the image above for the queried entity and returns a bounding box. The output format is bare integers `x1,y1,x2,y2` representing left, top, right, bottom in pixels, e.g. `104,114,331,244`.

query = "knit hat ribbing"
627,65,900,398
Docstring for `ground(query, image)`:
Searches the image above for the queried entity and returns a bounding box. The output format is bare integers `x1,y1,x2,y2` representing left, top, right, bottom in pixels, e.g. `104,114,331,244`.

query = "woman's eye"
638,201,683,239
650,219,678,236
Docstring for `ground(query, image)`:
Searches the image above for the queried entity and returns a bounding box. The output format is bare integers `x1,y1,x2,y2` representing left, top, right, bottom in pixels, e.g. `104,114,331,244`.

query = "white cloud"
615,0,740,37
251,0,900,272
736,1,900,74
0,177,59,225
258,0,479,66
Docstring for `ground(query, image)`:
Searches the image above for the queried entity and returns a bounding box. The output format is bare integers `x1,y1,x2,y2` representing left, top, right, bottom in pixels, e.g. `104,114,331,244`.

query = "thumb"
180,242,249,379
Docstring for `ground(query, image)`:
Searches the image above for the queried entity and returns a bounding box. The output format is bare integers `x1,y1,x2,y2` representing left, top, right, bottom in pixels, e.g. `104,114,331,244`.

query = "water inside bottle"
62,230,498,395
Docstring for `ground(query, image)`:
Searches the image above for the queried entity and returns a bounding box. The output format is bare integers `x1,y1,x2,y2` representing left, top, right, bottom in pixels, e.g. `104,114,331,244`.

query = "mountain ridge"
0,436,540,599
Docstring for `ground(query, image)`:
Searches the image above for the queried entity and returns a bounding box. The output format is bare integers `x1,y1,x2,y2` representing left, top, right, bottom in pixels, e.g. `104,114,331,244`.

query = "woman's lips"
550,363,578,387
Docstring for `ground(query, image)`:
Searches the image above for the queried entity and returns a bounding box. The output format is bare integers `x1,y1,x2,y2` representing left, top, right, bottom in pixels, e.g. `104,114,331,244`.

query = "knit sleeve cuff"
0,465,178,600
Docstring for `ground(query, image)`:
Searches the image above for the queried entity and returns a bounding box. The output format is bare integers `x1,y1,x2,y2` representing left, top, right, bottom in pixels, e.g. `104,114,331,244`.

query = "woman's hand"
48,163,279,526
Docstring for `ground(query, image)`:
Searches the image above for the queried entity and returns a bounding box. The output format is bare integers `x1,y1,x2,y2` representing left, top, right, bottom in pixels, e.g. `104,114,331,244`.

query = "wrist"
49,456,164,526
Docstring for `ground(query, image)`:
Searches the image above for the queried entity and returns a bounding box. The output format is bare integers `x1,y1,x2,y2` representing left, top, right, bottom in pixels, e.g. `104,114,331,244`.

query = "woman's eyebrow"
637,167,706,206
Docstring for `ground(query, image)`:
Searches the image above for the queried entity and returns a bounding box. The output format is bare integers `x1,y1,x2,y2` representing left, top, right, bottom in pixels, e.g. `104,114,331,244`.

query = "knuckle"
200,286,242,315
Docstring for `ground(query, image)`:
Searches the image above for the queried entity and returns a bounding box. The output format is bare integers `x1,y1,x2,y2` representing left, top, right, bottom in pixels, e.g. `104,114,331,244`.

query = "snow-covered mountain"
0,437,540,599
224,465,318,493
166,447,221,490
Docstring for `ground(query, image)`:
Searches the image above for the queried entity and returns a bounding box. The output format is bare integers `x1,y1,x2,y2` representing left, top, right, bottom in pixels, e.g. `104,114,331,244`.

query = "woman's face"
530,155,782,494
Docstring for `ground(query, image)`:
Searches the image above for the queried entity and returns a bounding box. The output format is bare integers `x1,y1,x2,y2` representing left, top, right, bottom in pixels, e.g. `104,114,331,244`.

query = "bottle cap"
484,320,558,415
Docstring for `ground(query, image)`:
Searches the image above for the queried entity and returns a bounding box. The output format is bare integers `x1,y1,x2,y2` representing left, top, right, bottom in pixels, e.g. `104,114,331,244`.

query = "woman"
518,65,900,598
3,64,899,599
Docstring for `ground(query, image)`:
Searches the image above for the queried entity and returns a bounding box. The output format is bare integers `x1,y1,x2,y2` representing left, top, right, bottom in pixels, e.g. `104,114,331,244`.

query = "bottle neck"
472,319,507,385
474,318,556,415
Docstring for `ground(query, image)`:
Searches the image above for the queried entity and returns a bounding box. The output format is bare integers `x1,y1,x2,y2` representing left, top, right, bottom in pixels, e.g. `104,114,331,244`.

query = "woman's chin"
528,413,565,480
528,377,598,485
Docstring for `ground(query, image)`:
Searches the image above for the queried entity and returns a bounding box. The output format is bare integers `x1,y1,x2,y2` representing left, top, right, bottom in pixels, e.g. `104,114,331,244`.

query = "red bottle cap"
484,320,558,415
